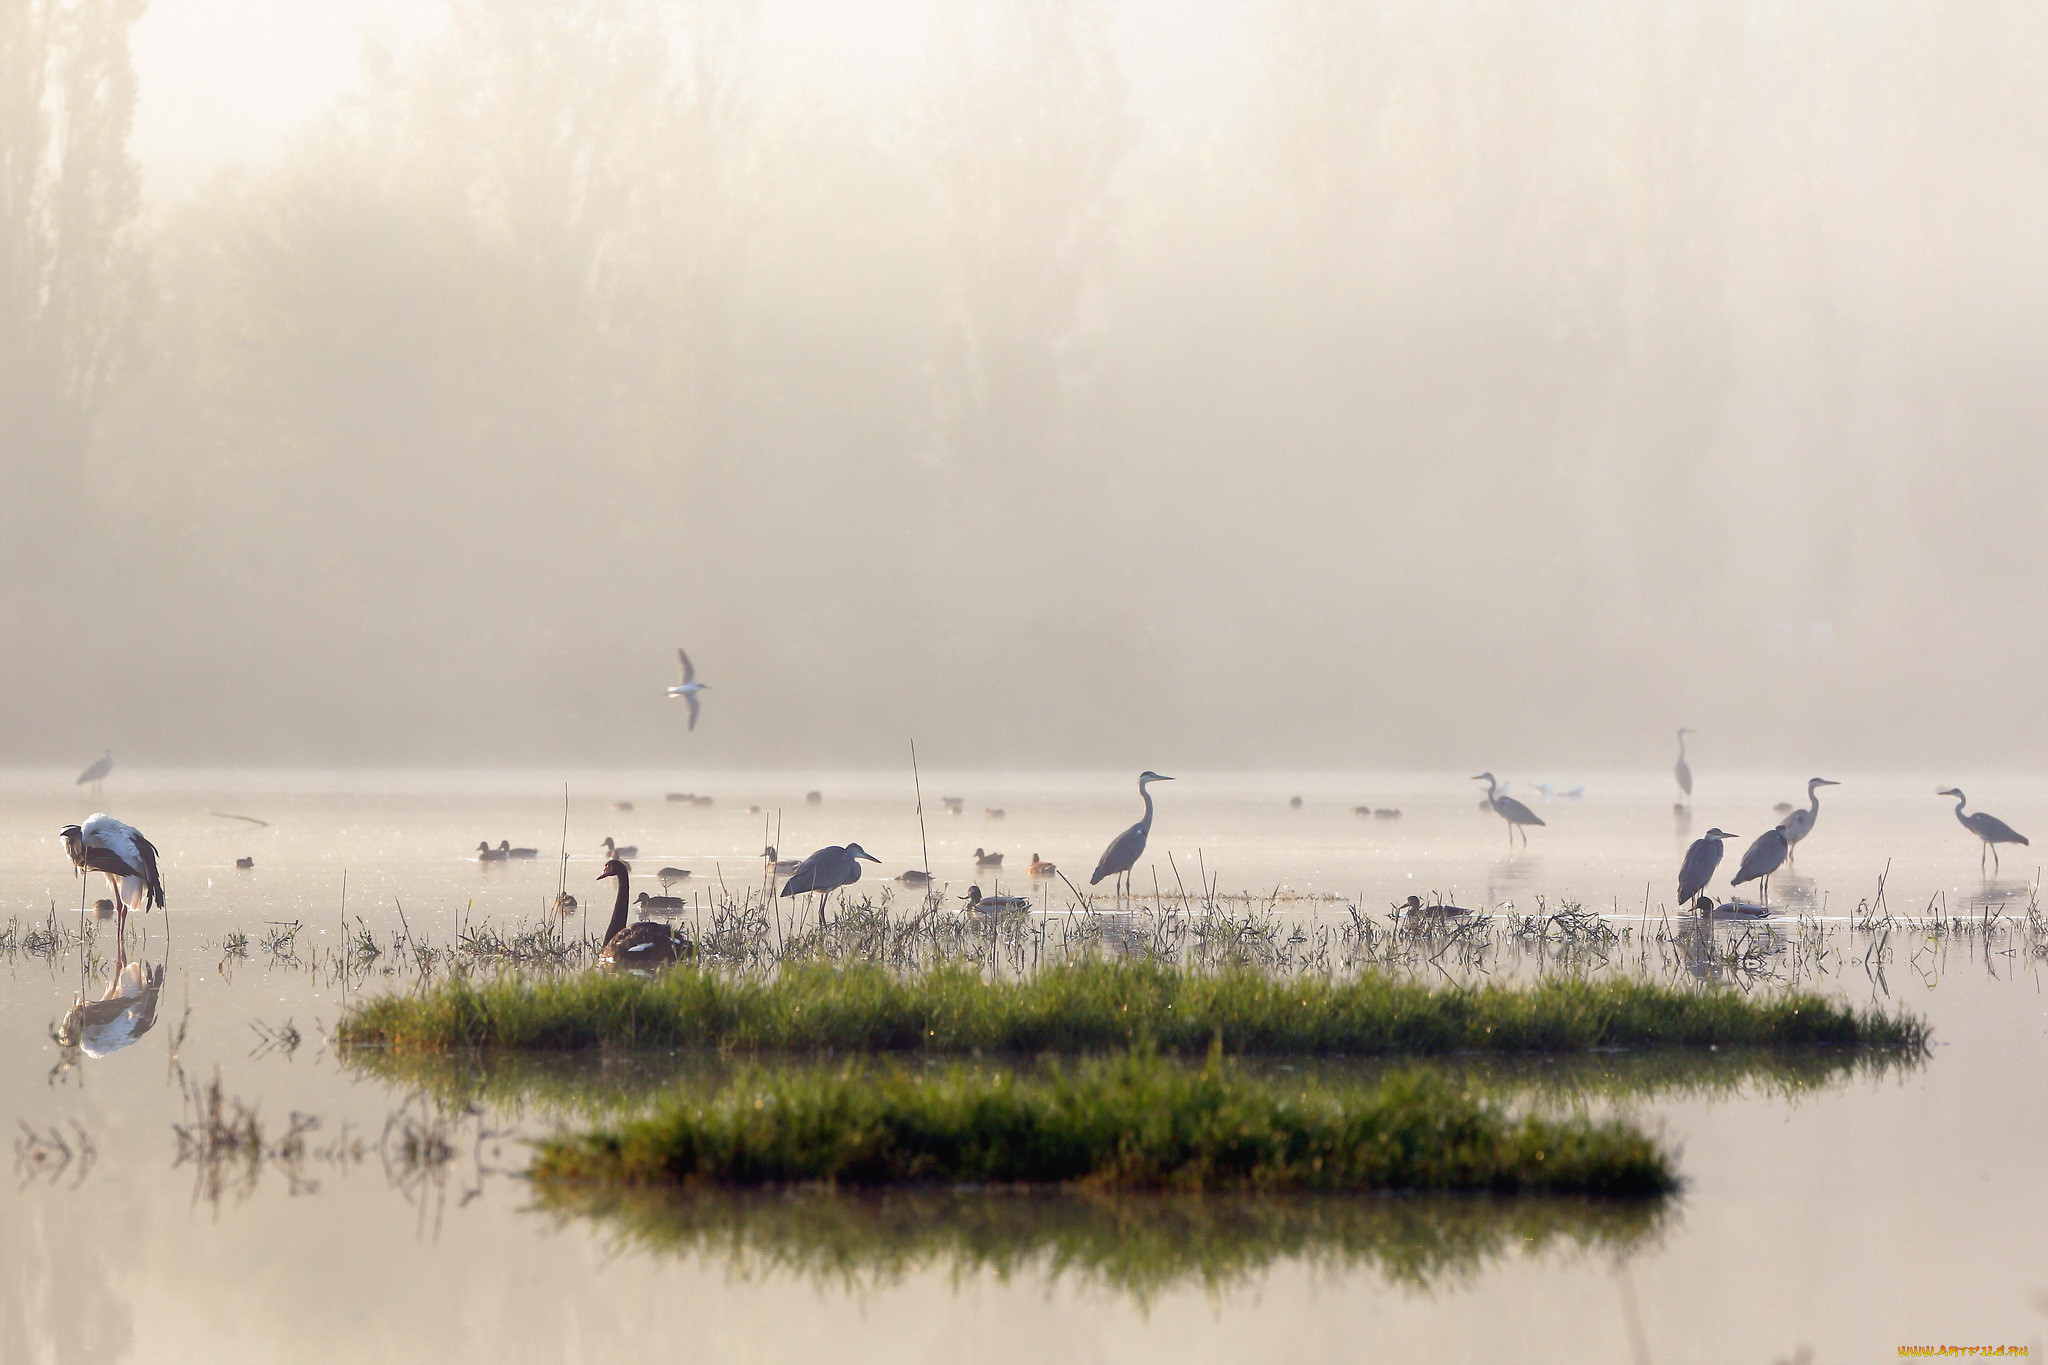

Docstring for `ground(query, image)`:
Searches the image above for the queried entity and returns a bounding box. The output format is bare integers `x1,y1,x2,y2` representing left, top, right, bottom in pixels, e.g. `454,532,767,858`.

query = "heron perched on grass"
665,648,710,730
1730,825,1790,904
59,814,164,937
1673,729,1694,804
1781,778,1839,865
1090,771,1173,900
779,843,880,918
1472,773,1544,846
1677,828,1737,905
1937,788,2029,872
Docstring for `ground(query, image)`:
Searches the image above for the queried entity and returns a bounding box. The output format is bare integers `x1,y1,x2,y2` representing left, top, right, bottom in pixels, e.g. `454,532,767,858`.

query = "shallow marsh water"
4,768,2047,1362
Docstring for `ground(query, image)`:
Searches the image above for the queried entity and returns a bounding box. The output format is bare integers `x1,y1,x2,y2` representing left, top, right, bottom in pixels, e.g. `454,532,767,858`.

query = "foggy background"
5,0,2045,773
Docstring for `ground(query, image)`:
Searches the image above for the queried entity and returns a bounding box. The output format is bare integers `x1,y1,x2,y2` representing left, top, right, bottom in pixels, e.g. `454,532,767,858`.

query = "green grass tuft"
529,1049,1678,1196
334,959,1929,1056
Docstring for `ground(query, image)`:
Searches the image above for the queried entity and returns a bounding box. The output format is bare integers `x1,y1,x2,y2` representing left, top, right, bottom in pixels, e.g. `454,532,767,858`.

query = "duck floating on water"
963,885,1031,914
974,848,1004,869
1027,854,1057,878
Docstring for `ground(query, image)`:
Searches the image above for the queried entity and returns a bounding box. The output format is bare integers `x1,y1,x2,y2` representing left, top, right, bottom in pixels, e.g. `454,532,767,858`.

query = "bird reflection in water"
55,936,164,1060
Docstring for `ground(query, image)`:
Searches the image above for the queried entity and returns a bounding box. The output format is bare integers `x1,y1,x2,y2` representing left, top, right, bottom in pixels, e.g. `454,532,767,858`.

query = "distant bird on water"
895,869,934,887
763,845,801,874
474,841,507,862
635,891,686,915
1694,895,1771,921
657,866,691,888
963,885,1031,914
1473,773,1544,846
1028,853,1057,878
1395,895,1472,918
1090,771,1173,897
596,859,680,968
601,836,638,860
974,847,1003,869
779,843,880,915
665,648,711,730
76,750,112,796
1937,788,2029,872
1674,729,1694,804
1781,778,1840,865
1729,825,1790,903
1677,828,1737,905
59,814,164,936
497,840,539,859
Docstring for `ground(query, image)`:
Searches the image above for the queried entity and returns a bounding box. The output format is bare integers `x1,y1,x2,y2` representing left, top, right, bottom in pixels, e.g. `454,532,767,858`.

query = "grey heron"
779,842,881,917
1781,778,1840,865
75,750,112,797
1674,729,1694,803
59,814,164,938
1729,825,1790,903
1936,788,2029,872
974,847,1004,869
1089,771,1173,899
596,859,681,967
1677,828,1738,905
1028,854,1057,878
665,648,710,730
963,885,1031,914
1472,773,1545,846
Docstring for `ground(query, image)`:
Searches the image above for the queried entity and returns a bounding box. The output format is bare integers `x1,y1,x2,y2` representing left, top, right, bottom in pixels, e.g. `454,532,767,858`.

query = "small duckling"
974,848,1004,869
1027,854,1057,878
234,856,254,869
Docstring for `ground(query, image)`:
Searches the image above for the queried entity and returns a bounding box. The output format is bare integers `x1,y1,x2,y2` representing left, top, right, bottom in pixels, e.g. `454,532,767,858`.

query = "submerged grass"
335,959,1928,1056
529,1048,1676,1196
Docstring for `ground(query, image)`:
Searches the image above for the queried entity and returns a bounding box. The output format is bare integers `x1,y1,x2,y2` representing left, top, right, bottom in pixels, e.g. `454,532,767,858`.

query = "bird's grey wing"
685,692,700,731
779,850,827,896
678,648,695,684
1091,824,1143,884
1499,797,1544,826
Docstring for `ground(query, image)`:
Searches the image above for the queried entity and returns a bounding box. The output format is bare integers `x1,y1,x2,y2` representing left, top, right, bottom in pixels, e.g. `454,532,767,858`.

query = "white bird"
1674,729,1694,803
57,947,164,1058
1781,778,1840,865
59,814,164,936
665,648,710,730
1473,773,1545,846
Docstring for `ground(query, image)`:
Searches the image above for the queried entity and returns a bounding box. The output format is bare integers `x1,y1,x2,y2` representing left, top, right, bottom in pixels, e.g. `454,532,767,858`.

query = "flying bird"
1677,828,1737,905
1781,778,1840,865
1090,771,1174,898
1729,825,1790,902
1473,773,1545,846
1674,729,1694,803
1937,788,2029,872
59,814,164,936
666,648,710,730
596,859,681,968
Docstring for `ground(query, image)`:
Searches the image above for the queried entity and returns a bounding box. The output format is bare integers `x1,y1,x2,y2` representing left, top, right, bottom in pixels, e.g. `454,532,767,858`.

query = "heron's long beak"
858,852,880,862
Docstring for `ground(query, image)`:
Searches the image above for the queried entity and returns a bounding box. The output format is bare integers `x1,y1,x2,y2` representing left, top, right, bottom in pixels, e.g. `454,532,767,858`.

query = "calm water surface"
4,768,2046,1362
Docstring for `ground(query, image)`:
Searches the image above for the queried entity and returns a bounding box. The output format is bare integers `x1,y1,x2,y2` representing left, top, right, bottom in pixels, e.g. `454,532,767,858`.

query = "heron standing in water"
1936,788,2029,872
1677,828,1737,905
779,842,881,921
1673,729,1694,805
1781,778,1840,866
1090,771,1173,902
1473,773,1545,846
75,750,112,799
1729,825,1790,904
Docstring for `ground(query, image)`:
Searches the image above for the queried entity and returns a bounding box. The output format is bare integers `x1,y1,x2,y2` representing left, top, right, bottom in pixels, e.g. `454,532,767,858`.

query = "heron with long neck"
1090,771,1173,901
1937,788,2029,873
59,814,164,939
1781,778,1839,866
1673,730,1694,804
1472,773,1545,846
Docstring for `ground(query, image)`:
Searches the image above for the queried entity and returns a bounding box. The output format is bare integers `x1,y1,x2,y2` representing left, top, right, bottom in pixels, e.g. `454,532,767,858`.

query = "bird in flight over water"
666,648,710,730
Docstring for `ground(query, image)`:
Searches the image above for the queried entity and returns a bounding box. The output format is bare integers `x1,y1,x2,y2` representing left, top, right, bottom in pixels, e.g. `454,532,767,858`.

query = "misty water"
6,768,2047,1362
